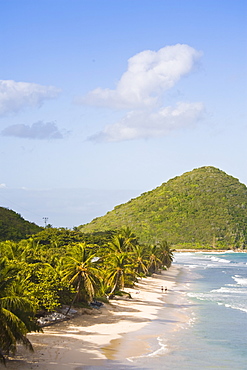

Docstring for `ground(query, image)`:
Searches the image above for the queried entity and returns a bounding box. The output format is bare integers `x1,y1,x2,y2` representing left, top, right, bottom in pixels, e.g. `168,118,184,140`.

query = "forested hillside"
0,207,42,241
80,167,247,249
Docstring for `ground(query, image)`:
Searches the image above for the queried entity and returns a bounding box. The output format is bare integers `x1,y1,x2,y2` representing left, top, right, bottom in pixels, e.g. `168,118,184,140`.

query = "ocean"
166,251,247,370
83,252,247,370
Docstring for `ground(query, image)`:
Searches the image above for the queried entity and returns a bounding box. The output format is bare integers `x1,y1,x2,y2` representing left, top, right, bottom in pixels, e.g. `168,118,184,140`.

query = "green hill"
0,207,42,241
79,167,247,249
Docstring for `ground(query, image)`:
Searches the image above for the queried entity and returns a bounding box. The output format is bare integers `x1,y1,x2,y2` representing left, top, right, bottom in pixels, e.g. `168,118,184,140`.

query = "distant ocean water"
83,252,247,370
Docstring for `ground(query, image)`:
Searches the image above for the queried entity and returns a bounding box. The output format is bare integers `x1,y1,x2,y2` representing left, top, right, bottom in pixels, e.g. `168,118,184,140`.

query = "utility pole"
43,217,48,227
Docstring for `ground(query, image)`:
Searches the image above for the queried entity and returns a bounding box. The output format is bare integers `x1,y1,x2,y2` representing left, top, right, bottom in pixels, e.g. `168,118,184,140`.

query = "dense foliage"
0,207,42,242
79,167,247,249
0,226,173,363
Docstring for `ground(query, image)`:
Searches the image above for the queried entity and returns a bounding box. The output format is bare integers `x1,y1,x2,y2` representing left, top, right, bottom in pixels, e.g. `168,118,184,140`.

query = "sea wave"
232,276,247,286
212,286,247,294
209,256,231,264
224,303,247,313
127,336,168,362
188,288,247,314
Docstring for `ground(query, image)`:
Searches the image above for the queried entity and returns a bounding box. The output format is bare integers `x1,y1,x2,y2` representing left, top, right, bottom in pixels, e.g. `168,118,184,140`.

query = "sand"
2,265,190,369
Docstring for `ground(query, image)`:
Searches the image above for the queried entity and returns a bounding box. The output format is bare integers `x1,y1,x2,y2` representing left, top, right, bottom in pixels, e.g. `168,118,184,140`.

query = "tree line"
0,226,173,364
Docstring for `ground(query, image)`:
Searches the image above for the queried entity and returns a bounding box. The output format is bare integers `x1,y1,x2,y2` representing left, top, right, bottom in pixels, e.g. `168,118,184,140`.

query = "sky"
0,0,247,228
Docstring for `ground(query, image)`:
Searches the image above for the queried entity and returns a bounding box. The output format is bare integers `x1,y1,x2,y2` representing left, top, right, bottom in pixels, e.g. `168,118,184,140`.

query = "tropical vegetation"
0,226,173,363
0,207,42,242
79,167,247,249
1,165,246,363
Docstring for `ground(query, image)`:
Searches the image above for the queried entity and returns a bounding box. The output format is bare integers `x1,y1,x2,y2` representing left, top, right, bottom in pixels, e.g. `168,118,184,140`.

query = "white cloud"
0,183,6,188
80,44,202,109
89,102,205,142
0,80,61,116
80,44,204,142
1,121,66,140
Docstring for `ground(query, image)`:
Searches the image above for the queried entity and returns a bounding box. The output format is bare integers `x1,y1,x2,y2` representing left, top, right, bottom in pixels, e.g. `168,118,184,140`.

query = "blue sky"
0,0,246,228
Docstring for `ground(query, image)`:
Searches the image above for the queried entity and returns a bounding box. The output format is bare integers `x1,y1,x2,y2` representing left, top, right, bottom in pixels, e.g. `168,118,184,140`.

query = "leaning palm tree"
0,259,39,364
105,252,136,296
62,243,100,313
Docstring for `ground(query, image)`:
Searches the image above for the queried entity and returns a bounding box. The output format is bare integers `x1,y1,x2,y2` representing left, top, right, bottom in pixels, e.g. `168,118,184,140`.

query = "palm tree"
0,259,39,364
1,238,42,264
0,240,22,261
131,244,149,276
107,228,138,254
107,234,128,254
62,243,100,313
118,226,138,251
105,252,135,296
157,241,174,268
147,244,162,274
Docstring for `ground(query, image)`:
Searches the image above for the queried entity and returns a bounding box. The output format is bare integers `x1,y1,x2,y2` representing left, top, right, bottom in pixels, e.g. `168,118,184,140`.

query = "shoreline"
104,269,193,366
3,265,190,369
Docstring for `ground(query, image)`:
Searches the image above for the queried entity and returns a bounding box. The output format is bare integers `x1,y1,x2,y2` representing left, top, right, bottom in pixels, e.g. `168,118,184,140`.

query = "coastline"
3,265,191,369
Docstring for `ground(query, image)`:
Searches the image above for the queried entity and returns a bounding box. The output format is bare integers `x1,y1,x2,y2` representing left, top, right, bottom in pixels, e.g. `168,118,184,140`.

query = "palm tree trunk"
109,271,121,296
66,280,81,315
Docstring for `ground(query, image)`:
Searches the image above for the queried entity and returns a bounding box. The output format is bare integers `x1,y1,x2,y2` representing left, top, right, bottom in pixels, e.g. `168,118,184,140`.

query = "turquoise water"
81,252,247,370
170,252,247,369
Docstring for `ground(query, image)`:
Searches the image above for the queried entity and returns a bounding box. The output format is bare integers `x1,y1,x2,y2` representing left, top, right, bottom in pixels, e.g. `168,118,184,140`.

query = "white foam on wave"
212,286,247,294
188,284,247,315
212,287,235,293
192,255,232,269
146,336,168,357
224,303,247,314
206,251,235,254
210,256,231,264
187,292,207,301
187,264,199,269
233,276,247,286
127,336,168,362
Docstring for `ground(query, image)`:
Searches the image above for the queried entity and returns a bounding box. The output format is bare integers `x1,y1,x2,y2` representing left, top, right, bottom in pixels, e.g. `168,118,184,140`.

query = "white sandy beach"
3,265,191,369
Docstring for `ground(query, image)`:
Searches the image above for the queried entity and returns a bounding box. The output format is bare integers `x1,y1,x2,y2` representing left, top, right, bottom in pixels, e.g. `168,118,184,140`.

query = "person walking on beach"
161,286,164,292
